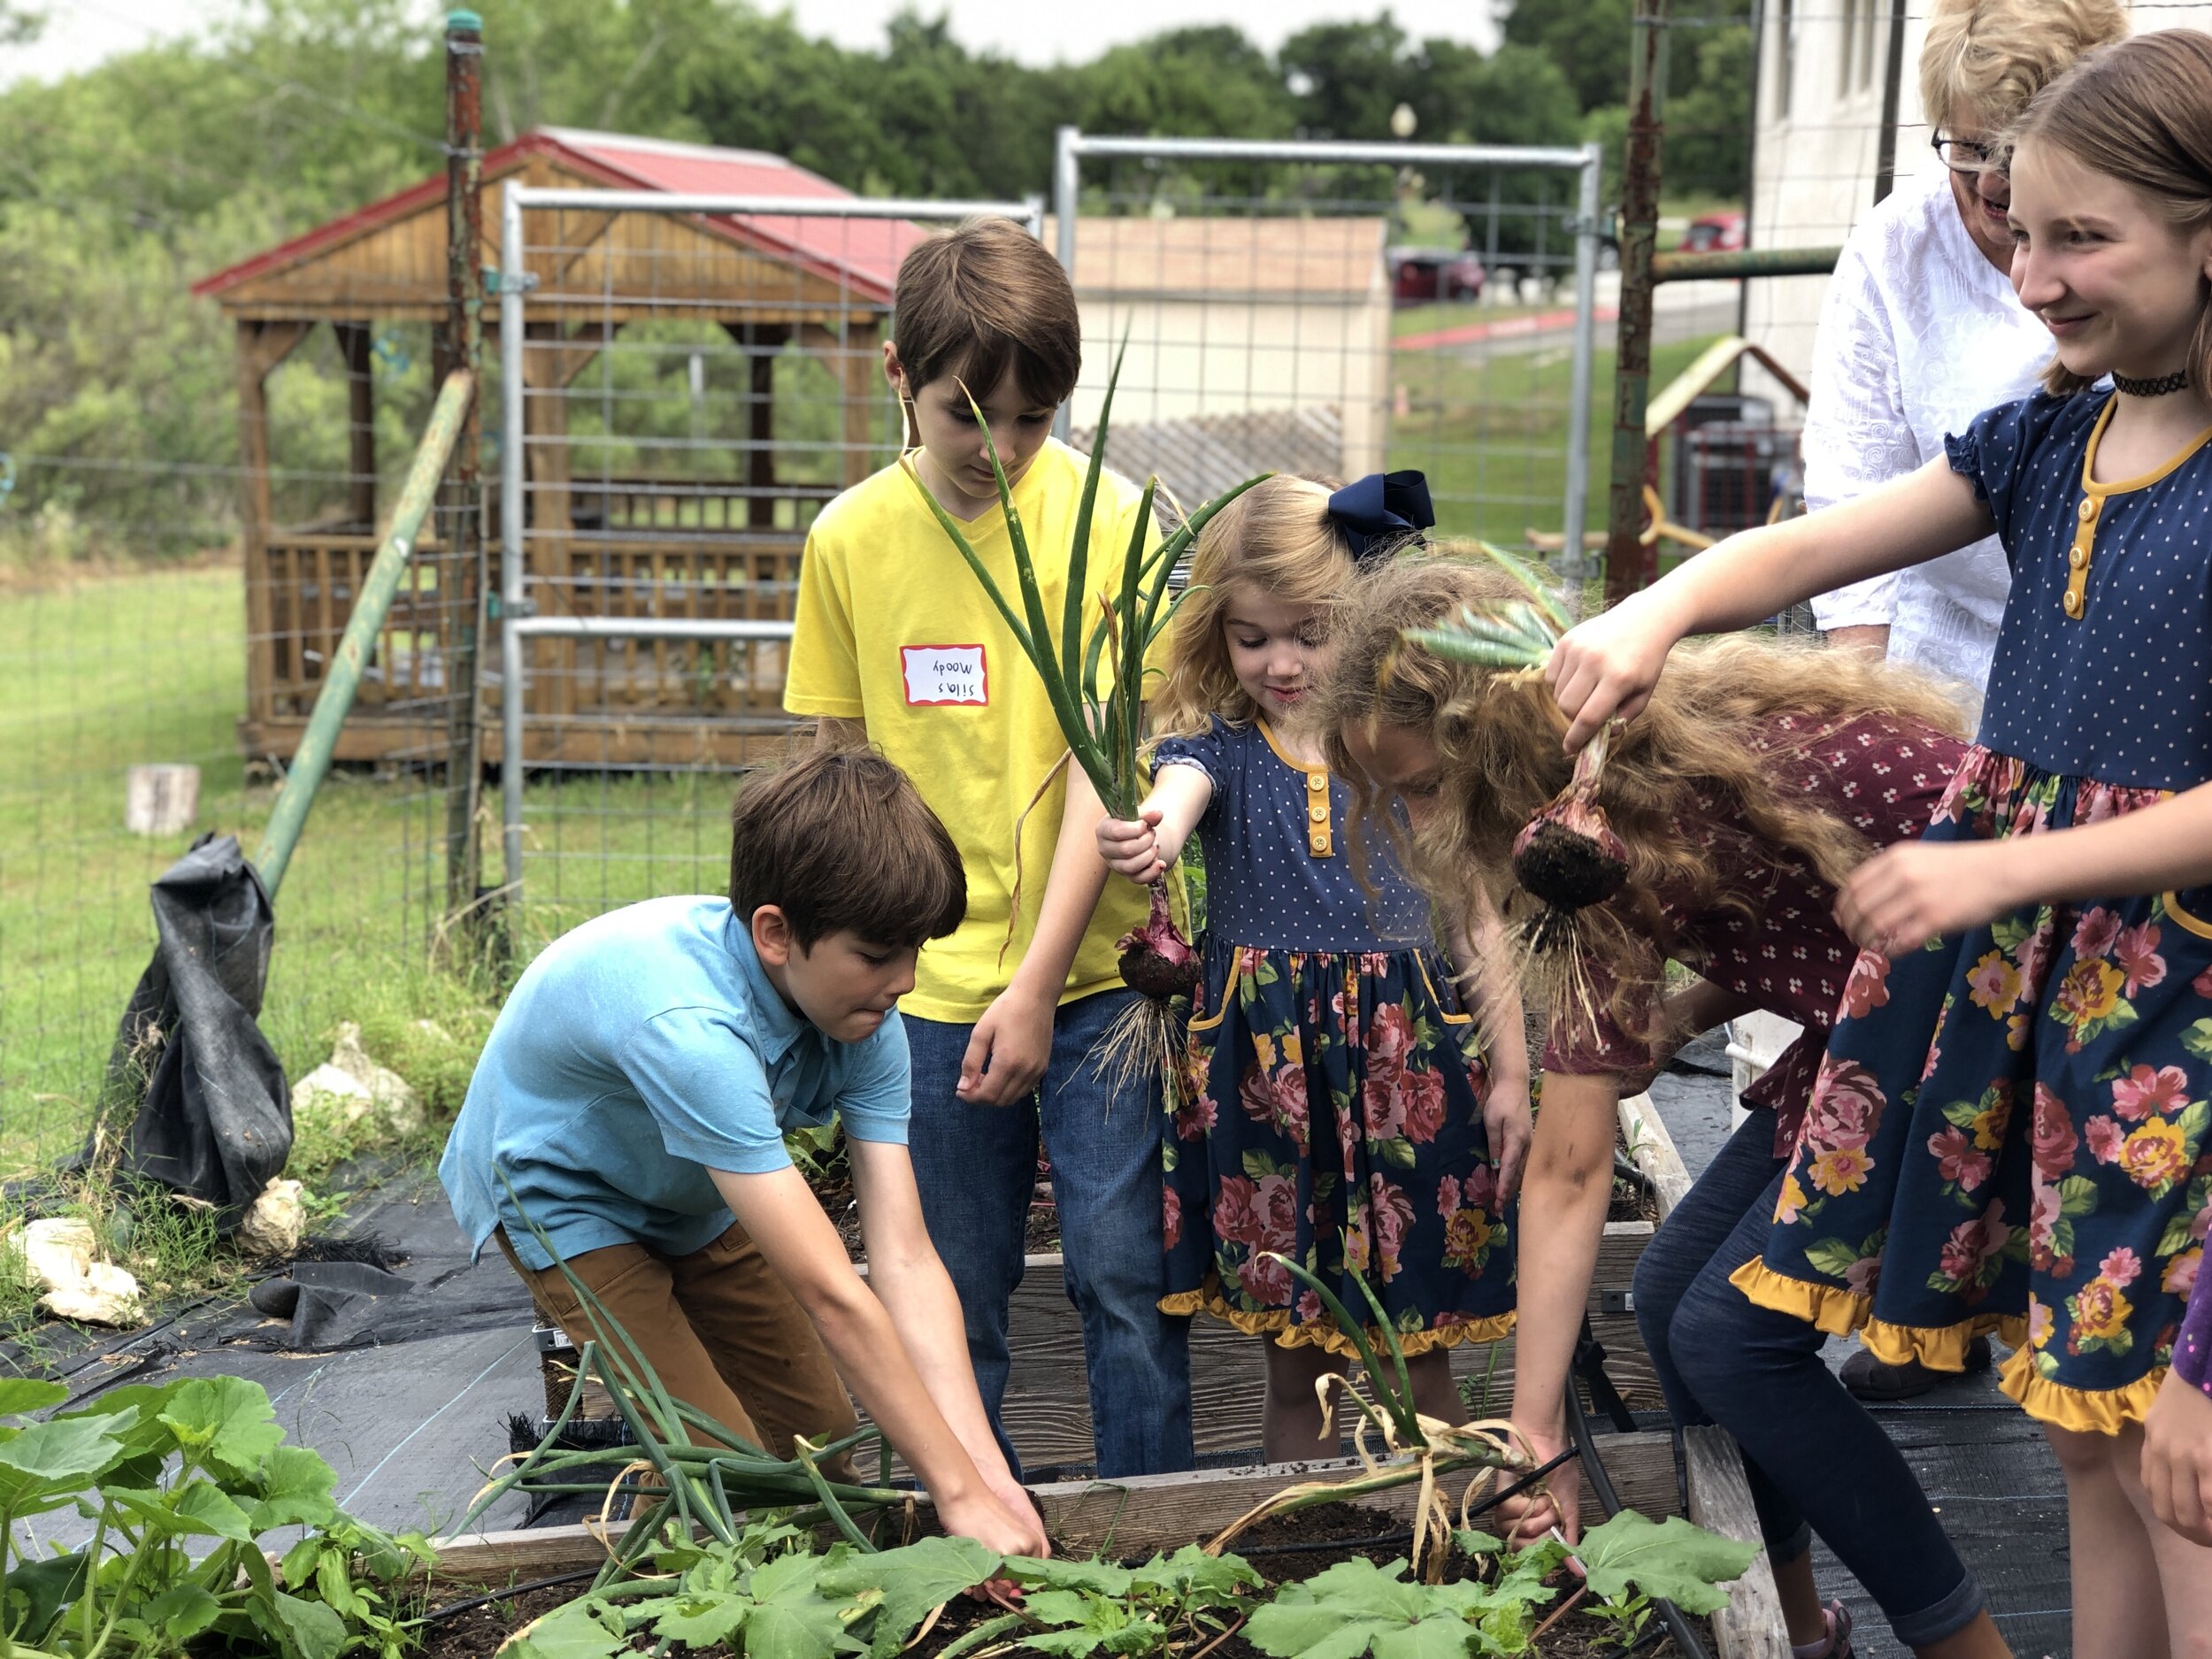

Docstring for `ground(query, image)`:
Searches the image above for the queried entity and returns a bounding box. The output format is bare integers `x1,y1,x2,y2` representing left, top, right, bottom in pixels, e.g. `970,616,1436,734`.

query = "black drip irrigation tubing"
420,1567,599,1625
1566,1381,1716,1659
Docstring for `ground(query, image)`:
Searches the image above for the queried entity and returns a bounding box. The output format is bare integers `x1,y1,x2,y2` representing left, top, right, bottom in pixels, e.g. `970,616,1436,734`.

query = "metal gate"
1050,131,1604,573
494,188,1041,946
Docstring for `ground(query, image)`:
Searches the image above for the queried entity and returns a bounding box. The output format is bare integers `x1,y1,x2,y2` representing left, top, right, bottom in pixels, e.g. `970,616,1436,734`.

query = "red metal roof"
192,127,924,303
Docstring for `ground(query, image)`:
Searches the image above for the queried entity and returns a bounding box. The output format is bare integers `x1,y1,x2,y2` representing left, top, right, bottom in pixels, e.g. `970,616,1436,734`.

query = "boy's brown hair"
729,749,965,948
891,218,1082,407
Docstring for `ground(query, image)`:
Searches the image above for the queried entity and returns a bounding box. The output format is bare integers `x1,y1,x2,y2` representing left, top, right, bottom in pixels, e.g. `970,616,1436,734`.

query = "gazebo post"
795,319,886,489
334,322,377,528
234,319,311,729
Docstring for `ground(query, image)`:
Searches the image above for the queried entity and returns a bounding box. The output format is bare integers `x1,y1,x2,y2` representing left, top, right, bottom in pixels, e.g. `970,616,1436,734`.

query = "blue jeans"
905,988,1194,1479
1632,1110,1986,1649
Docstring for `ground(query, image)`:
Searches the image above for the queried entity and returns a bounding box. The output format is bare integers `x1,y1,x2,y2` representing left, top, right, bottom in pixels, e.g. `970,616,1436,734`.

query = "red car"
1389,247,1486,304
1678,211,1746,254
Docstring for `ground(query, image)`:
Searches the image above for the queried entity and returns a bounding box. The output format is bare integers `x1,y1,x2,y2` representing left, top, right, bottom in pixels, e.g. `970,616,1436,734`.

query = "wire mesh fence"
1051,132,1602,567
493,188,1043,955
0,312,475,1174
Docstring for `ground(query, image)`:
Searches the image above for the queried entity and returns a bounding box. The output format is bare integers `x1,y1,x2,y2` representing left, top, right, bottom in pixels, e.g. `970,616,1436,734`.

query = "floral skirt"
1736,747,2212,1432
1160,941,1517,1358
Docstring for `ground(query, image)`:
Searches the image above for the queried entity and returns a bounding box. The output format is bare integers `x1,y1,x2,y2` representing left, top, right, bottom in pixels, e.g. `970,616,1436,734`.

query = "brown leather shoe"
1839,1335,1992,1401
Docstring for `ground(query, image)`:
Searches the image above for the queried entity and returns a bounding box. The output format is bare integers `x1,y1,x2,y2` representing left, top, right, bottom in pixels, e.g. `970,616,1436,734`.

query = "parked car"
1388,247,1486,304
1678,211,1746,254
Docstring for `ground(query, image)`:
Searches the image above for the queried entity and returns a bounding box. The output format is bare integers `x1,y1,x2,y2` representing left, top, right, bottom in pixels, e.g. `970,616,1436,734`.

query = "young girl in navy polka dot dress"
1094,474,1532,1464
1548,32,2212,1645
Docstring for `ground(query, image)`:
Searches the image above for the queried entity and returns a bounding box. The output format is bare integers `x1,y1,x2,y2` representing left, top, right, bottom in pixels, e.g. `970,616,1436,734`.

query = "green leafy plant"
1246,1509,1757,1659
0,1373,429,1659
504,1518,1005,1659
1005,1545,1261,1657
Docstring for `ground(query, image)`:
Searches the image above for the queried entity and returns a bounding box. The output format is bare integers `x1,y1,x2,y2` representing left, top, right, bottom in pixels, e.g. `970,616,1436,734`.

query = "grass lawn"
0,568,732,1172
0,333,1725,1171
1388,329,1723,549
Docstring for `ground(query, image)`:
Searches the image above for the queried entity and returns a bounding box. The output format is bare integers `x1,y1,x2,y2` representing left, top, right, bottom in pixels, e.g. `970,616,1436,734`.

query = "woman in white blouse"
1807,0,2127,695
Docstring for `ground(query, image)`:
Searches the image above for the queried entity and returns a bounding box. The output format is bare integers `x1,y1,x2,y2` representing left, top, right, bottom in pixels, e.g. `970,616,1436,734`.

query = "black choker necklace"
2113,368,2191,396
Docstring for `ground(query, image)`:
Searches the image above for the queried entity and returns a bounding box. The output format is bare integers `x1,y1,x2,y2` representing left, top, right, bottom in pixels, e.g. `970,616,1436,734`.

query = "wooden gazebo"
195,127,915,765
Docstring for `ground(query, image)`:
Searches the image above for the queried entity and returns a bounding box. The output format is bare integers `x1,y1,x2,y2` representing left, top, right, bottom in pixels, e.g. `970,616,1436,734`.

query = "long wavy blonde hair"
1317,553,1969,1027
1148,475,1363,739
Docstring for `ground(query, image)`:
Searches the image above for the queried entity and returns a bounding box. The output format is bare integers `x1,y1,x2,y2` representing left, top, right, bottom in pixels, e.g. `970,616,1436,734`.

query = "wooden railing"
256,530,457,718
567,476,841,535
250,522,809,732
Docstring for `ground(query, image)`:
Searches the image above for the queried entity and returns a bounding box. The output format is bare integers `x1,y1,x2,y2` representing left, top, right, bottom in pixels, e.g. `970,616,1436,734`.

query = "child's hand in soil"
1498,1419,1579,1557
940,1482,1051,1566
1097,807,1178,885
960,985,1055,1105
2143,1366,2212,1547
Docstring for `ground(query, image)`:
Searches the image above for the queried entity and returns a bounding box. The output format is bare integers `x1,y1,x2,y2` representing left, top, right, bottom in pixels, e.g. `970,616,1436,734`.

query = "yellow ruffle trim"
1998,1348,2169,1436
1728,1256,2029,1364
1158,1285,1515,1360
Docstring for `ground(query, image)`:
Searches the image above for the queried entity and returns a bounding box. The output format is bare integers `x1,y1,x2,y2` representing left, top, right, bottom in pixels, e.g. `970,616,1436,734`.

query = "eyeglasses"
1930,131,1999,173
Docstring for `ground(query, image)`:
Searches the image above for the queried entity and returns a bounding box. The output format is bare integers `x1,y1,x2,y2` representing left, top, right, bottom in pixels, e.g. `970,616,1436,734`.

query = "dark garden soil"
415,1502,1716,1658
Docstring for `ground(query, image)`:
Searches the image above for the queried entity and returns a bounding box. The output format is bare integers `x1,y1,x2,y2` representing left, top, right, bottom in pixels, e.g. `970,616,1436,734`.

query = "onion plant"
461,1184,907,1586
1395,549,1625,1019
904,347,1267,1006
1204,1254,1528,1584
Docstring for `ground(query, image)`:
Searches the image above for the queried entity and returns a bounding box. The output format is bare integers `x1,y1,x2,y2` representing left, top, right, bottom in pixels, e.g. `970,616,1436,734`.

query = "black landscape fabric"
81,833,290,1231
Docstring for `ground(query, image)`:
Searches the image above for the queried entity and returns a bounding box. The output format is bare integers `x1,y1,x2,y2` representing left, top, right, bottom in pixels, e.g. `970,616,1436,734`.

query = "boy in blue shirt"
440,749,1045,1555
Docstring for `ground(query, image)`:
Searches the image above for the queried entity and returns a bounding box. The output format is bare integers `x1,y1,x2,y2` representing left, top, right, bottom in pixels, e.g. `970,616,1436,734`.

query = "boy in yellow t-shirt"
784,219,1192,1479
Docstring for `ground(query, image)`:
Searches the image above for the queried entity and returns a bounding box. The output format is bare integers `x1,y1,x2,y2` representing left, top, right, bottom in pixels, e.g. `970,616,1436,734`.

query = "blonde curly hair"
1315,552,1968,1031
1148,475,1363,740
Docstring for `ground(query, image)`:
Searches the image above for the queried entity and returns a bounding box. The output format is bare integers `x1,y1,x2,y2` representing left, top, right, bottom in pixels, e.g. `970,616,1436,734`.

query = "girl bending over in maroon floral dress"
1325,554,2016,1659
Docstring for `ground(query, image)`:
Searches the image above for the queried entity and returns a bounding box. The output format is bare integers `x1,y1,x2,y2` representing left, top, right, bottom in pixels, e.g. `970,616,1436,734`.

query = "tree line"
0,0,1749,558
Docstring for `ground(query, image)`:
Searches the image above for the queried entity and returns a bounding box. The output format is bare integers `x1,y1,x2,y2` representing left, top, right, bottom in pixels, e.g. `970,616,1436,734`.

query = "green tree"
1499,0,1633,115
1279,14,1413,140
1074,26,1294,142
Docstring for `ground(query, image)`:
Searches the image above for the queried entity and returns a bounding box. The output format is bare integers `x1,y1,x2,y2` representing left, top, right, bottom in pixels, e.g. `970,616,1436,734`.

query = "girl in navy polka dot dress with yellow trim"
1547,33,2212,1644
1094,474,1532,1464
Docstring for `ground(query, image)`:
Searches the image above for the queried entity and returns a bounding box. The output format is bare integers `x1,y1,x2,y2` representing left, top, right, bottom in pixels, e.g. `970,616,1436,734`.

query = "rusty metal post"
442,9,488,950
1603,0,1669,605
1871,0,1910,205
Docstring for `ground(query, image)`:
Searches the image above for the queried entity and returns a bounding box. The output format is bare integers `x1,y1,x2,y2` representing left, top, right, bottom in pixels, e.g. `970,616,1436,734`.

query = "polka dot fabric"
1150,716,1516,1356
1542,713,1965,1156
1955,391,2212,792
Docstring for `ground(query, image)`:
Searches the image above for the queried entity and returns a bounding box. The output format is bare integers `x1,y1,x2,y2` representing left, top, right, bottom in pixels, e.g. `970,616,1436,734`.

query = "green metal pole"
255,369,476,902
1603,0,1668,604
1651,246,1841,283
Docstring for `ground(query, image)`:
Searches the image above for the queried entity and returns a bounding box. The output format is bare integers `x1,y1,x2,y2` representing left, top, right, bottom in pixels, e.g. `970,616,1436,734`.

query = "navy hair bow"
1326,471,1434,566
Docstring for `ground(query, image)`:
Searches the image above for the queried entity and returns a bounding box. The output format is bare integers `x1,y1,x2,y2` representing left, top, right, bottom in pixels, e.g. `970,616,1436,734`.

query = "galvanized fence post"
1561,141,1603,585
499,180,527,915
1052,126,1082,445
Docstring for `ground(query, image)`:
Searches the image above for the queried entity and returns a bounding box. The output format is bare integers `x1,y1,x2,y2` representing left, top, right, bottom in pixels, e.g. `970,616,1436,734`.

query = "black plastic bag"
84,833,290,1232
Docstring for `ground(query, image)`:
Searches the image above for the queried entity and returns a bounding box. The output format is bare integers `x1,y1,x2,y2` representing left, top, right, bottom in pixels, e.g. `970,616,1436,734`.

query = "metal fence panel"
1052,131,1602,575
495,189,1038,956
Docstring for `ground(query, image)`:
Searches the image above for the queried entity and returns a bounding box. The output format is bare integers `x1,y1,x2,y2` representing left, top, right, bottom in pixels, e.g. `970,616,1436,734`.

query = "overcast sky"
7,0,1501,86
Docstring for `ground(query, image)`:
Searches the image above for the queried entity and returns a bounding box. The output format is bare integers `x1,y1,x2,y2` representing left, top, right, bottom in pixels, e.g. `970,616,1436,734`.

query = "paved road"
1403,276,1746,365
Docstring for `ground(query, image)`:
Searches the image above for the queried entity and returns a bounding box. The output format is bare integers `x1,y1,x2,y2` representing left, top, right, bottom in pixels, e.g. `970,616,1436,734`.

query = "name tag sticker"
901,644,989,706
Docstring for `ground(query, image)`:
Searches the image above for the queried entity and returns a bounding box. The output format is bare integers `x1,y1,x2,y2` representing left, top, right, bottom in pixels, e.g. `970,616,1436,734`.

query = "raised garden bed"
440,1094,1787,1657
421,1498,1726,1657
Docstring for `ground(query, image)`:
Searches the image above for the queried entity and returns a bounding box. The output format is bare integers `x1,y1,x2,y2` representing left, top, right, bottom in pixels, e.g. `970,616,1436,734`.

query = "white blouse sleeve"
1801,236,1920,632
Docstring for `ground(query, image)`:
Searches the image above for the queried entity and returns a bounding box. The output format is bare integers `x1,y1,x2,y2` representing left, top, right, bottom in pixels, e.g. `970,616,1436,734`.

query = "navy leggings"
1631,1109,1987,1649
